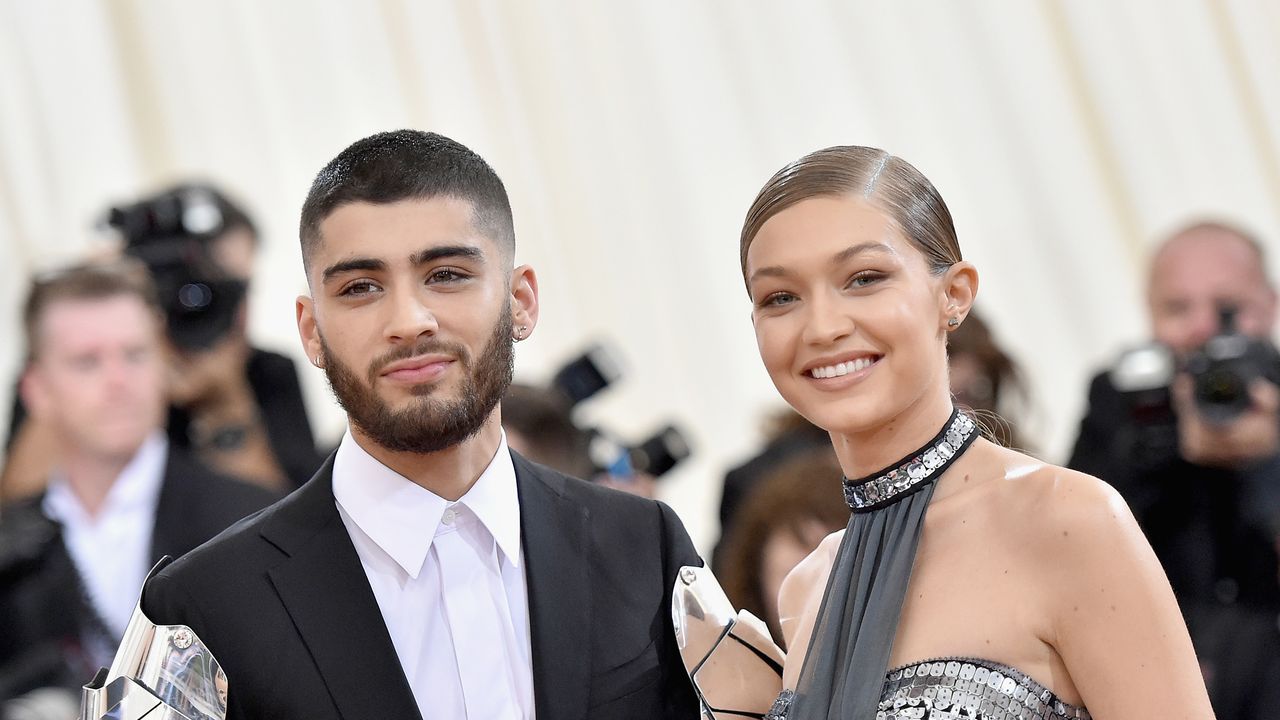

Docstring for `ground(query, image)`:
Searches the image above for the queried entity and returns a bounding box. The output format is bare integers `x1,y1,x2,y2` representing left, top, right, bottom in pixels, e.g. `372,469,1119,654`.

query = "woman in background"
948,309,1028,450
718,447,849,645
737,146,1212,719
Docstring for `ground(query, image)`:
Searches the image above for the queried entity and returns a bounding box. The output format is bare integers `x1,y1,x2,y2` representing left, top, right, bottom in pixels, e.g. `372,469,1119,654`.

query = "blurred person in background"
501,382,657,498
1068,221,1280,718
501,382,599,480
3,183,324,497
716,447,848,646
712,410,828,570
0,260,275,713
947,309,1028,450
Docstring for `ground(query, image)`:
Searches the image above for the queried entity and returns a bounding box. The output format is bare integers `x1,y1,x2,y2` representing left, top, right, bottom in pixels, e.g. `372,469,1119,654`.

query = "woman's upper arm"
776,529,842,687
1044,473,1215,719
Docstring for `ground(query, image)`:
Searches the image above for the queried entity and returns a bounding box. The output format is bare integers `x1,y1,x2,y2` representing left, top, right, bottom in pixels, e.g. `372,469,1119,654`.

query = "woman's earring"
947,317,961,328
514,325,528,341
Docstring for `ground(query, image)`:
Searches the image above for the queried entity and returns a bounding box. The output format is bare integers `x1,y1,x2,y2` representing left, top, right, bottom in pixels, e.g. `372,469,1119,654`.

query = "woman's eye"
847,271,886,288
760,292,797,308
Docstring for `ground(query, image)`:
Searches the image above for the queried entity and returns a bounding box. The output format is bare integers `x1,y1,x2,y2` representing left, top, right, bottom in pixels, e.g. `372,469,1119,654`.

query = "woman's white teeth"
811,357,873,378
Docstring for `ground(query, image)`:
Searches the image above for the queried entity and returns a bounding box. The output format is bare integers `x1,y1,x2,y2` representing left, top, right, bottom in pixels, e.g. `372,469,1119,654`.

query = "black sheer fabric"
787,409,978,720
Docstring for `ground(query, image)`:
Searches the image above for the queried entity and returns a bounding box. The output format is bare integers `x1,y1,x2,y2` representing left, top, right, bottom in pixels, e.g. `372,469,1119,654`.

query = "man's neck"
60,446,139,519
350,413,504,501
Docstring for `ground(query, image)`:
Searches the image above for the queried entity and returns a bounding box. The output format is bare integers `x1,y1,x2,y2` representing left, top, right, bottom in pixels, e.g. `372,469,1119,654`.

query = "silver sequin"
844,413,977,511
771,657,1090,720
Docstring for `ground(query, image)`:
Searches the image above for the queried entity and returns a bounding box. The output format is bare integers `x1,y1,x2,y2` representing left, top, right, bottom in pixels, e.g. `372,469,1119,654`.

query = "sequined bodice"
766,657,1090,720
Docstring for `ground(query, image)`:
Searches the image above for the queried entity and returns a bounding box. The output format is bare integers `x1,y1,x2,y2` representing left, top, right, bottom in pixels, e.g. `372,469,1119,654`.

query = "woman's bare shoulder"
979,446,1132,539
976,448,1155,598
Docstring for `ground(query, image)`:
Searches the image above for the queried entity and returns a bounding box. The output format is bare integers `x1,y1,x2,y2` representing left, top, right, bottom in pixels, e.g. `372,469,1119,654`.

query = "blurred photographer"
0,261,274,714
1067,221,1280,718
500,346,692,499
4,183,324,497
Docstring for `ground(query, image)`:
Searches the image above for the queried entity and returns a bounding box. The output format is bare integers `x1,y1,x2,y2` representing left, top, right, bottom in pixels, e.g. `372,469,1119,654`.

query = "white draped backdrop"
1,0,1277,552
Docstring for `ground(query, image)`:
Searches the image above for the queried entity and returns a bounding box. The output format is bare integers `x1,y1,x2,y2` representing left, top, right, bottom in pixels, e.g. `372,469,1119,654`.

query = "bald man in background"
1068,221,1280,720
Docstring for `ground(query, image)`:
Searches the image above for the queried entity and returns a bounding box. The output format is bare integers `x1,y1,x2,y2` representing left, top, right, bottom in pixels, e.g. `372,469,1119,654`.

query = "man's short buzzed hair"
298,130,515,271
23,258,161,363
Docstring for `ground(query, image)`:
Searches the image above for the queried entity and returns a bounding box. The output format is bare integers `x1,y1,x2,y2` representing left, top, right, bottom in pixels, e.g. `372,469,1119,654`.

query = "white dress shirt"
43,431,168,641
333,430,535,720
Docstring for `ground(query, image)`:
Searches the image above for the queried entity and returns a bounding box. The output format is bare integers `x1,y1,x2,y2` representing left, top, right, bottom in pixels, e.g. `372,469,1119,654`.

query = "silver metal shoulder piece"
673,565,786,719
80,558,227,720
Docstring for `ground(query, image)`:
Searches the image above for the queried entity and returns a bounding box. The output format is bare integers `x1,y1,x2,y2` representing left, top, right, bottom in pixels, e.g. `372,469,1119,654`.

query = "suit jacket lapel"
515,452,591,720
262,457,422,720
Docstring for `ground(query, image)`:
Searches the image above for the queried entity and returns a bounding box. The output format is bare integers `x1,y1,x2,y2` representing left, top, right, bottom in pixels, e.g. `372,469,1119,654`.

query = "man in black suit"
140,130,702,719
0,260,275,709
1067,222,1280,719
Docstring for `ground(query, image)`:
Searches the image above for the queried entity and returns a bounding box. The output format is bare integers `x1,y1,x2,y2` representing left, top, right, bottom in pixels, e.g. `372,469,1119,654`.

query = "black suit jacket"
141,450,702,720
0,447,276,701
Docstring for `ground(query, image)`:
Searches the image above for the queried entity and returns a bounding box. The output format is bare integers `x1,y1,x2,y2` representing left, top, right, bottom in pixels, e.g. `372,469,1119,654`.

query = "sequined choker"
842,409,978,512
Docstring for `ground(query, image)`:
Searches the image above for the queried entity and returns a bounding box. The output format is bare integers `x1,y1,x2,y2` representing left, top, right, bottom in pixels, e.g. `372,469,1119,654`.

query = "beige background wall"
1,0,1278,553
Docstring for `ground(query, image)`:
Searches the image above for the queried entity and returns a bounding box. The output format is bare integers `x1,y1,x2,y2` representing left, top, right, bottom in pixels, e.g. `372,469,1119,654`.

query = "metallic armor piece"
673,564,785,719
81,560,227,720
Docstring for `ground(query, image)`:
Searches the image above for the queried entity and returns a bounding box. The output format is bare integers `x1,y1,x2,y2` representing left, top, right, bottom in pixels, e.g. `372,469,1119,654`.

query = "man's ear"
510,265,539,340
296,295,324,368
939,261,979,332
19,365,49,421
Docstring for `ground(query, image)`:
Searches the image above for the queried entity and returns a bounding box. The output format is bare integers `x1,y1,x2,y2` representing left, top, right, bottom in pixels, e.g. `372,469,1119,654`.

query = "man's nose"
1184,306,1222,348
385,289,440,342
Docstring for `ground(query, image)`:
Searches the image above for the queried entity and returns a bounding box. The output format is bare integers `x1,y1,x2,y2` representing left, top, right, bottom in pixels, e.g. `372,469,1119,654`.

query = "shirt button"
442,507,457,526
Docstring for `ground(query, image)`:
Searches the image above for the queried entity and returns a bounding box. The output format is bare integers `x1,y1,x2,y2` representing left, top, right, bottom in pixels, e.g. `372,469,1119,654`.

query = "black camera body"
108,185,248,350
1184,308,1280,425
550,344,692,480
1111,307,1280,467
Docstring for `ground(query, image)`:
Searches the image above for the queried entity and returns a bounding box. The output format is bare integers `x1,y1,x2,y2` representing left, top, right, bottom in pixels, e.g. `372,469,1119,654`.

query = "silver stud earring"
947,317,961,328
514,325,528,341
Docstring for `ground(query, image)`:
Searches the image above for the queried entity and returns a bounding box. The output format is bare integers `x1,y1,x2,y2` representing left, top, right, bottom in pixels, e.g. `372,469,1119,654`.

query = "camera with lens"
106,184,248,350
1183,307,1280,425
1110,306,1280,466
550,344,693,480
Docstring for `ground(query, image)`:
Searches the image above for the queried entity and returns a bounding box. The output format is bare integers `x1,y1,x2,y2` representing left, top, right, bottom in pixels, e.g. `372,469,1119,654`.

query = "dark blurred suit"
0,448,275,701
1068,370,1280,718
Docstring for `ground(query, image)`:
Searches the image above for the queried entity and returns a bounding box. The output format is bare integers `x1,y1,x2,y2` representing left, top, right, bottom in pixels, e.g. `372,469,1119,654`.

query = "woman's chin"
797,404,892,438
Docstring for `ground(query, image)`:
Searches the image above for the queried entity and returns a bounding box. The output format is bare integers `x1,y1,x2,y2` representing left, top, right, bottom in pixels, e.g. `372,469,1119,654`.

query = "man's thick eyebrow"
322,257,387,282
321,245,485,283
748,242,893,284
411,245,485,266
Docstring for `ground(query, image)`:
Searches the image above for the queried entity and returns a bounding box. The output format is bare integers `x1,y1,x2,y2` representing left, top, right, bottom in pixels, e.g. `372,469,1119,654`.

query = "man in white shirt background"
140,130,702,720
0,260,275,714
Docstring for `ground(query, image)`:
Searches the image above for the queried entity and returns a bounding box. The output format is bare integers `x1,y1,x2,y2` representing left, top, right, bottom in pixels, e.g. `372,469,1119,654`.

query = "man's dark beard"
320,310,514,454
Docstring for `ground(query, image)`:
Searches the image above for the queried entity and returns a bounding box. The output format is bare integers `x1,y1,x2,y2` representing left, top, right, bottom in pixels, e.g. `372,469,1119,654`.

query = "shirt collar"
43,431,169,527
333,429,522,579
459,432,523,569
